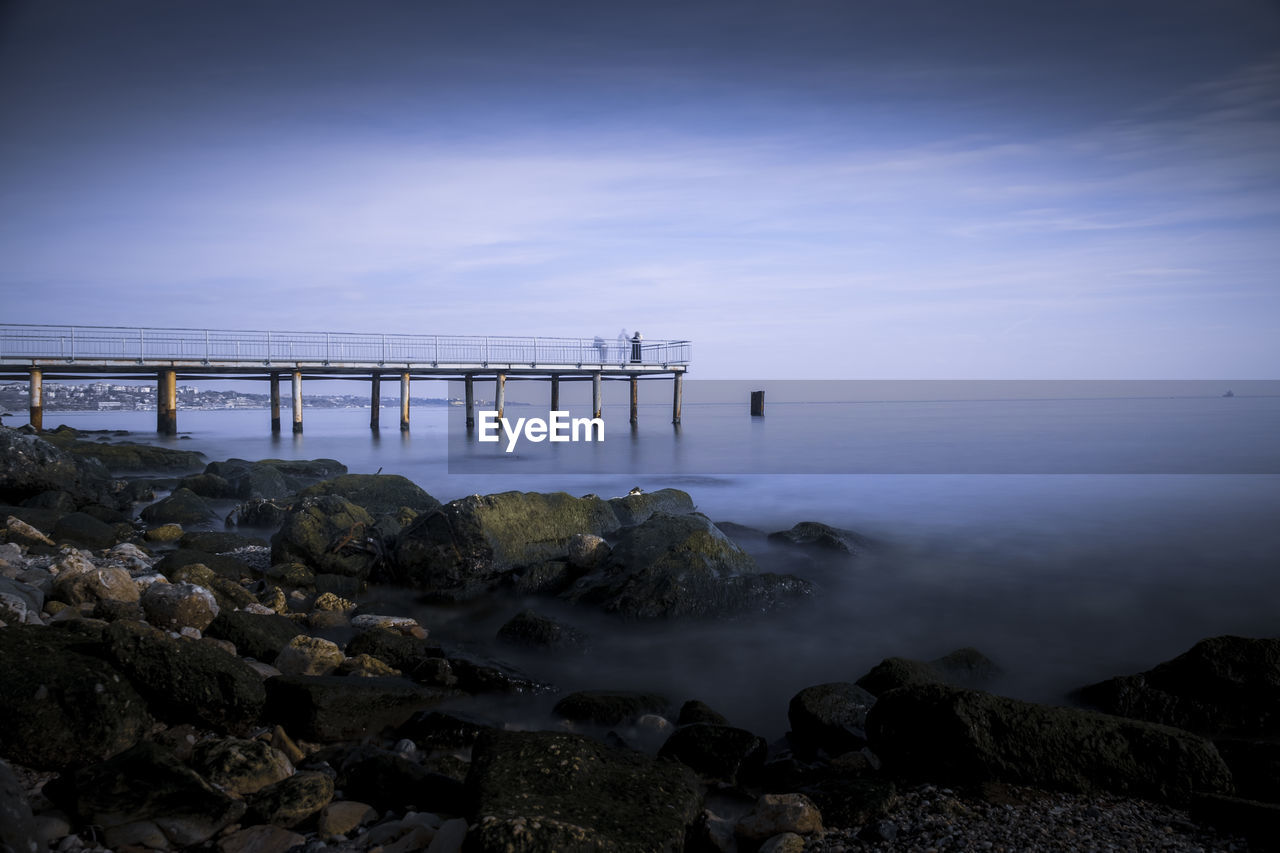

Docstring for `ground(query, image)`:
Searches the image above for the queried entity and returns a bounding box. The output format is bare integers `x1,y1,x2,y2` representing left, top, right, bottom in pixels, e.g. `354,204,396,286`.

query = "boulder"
275,635,345,676
177,472,236,499
1077,635,1280,737
767,521,871,556
392,491,621,599
230,497,295,529
192,737,294,796
333,745,466,813
270,496,379,580
21,489,78,512
44,741,243,848
64,440,205,473
345,629,449,682
866,683,1233,804
299,473,442,516
856,647,1000,696
565,532,610,569
154,548,255,580
552,690,670,727
467,730,703,853
607,488,696,527
206,610,304,663
659,723,768,786
217,825,306,853
141,581,220,631
496,609,588,651
737,793,824,845
0,758,38,853
202,459,290,500
563,513,812,619
0,577,44,625
0,427,125,509
180,530,269,553
51,511,124,549
102,620,266,732
51,563,139,607
248,771,334,828
678,700,730,727
264,675,456,742
4,514,55,548
788,682,877,757
139,488,219,526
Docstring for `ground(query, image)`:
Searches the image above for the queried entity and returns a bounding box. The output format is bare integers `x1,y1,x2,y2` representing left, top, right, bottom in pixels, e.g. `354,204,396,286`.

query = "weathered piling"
269,372,281,433
592,372,603,419
400,372,410,432
370,372,381,430
292,370,303,434
495,372,506,419
156,369,177,435
672,373,683,426
551,375,560,411
751,390,765,417
464,375,475,430
630,376,639,424
28,367,42,432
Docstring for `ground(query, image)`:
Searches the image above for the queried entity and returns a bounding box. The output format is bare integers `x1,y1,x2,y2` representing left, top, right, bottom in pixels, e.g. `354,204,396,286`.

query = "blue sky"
2,1,1278,378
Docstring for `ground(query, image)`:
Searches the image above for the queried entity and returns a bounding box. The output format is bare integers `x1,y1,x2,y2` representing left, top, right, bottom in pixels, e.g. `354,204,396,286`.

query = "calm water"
38,397,1280,737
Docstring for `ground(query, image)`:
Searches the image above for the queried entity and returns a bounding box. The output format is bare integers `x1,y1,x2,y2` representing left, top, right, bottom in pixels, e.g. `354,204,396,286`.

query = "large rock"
856,647,1000,696
264,675,456,742
207,458,347,496
607,488,696,526
141,581,220,631
563,513,812,619
767,521,871,556
344,629,448,682
299,474,442,516
102,620,266,732
788,682,877,757
866,683,1233,804
496,609,588,651
270,496,379,580
206,610,304,663
52,511,125,549
63,439,205,473
0,427,125,509
51,562,140,607
139,488,219,526
248,771,334,828
0,577,44,625
333,745,466,813
0,758,38,853
1077,636,1280,737
154,548,255,581
659,723,768,786
392,491,621,599
45,741,244,848
553,691,671,727
466,730,703,853
193,737,294,796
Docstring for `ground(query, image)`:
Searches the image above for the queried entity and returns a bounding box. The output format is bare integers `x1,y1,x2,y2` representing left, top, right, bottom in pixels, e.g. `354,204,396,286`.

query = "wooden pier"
0,324,690,433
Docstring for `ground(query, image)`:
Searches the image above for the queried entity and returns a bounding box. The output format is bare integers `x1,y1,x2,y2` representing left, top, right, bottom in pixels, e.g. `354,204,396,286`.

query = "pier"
0,324,690,433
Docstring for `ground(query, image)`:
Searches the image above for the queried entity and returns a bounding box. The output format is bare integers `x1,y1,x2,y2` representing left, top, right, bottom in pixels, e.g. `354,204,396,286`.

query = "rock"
396,709,498,750
139,487,219,525
275,635,345,676
866,682,1234,804
180,530,269,553
264,560,315,587
513,560,576,595
1077,635,1280,737
392,490,621,599
264,675,456,741
106,541,154,571
270,495,379,580
206,609,304,663
759,832,806,853
22,489,78,512
428,817,468,853
0,758,38,853
231,497,295,529
344,630,449,683
44,741,244,847
467,729,702,853
51,561,139,607
145,522,184,542
0,577,43,625
156,547,255,580
496,609,588,651
317,800,378,838
446,654,553,694
1189,794,1280,850
300,473,442,515
797,777,896,829
553,690,670,727
737,793,824,844
217,824,306,853
678,699,730,726
5,515,54,548
313,591,356,611
565,532,610,569
193,737,294,796
607,488,696,526
202,459,290,500
1214,736,1280,802
102,620,267,732
767,521,871,555
178,471,236,499
788,682,877,757
339,653,402,677
52,511,123,548
660,723,768,786
141,580,219,631
63,439,205,473
0,427,125,509
350,613,424,634
564,512,812,619
334,746,466,813
249,771,334,827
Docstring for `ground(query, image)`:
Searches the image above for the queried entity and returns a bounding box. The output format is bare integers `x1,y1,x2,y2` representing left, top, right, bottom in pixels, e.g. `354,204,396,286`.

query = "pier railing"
0,324,692,367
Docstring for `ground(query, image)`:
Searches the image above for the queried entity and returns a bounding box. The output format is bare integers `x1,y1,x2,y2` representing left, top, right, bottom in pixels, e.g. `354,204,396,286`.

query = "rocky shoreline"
0,424,1275,853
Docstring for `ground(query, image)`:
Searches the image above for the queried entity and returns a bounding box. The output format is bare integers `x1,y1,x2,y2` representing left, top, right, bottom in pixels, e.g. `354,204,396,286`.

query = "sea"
34,383,1280,738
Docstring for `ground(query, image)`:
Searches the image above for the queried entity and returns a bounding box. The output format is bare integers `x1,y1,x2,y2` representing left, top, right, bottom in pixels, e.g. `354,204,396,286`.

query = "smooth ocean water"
38,396,1280,737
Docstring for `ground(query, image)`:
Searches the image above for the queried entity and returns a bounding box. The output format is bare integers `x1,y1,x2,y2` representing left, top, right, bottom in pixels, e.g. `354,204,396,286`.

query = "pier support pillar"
751,390,765,417
550,375,560,412
156,369,177,435
672,373,683,425
292,370,303,434
28,368,42,432
630,376,638,424
592,372,602,420
400,373,410,432
464,376,475,431
495,373,506,420
269,373,281,433
370,373,381,430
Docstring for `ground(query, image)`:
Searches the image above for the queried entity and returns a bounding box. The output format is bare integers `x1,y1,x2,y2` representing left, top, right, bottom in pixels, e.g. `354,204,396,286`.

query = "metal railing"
0,324,692,367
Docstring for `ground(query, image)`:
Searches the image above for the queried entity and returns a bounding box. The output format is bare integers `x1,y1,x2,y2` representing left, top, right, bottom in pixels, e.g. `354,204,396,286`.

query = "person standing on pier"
631,331,643,363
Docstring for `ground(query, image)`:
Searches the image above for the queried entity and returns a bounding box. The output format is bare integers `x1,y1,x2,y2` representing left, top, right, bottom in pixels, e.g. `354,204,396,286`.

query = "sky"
1,0,1278,379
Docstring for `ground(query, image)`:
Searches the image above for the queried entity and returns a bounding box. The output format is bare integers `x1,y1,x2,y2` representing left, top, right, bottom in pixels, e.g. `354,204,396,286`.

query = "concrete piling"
156,369,177,435
28,368,42,432
630,376,638,424
464,375,475,430
270,372,281,433
292,370,303,434
592,372,602,419
400,372,410,432
672,373,683,425
495,373,506,420
370,372,381,430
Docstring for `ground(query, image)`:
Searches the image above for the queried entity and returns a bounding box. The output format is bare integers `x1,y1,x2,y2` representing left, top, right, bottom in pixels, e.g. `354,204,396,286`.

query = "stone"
660,723,768,786
62,439,204,473
0,624,151,769
392,490,621,599
105,542,154,571
334,746,466,813
178,472,235,499
51,562,139,607
192,737,294,796
512,560,576,595
308,609,350,630
427,817,468,853
467,730,702,853
52,512,122,549
857,648,1002,696
736,793,824,844
206,609,304,663
339,653,402,677
230,497,295,529
563,512,812,619
44,741,244,847
179,530,269,553
432,653,551,694
264,675,456,742
565,532,610,569
317,800,378,838
0,428,124,509
0,577,43,625
553,690,670,727
144,523,184,542
866,682,1234,804
0,758,38,853
5,515,54,548
350,613,424,633
313,591,356,611
248,771,334,827
396,709,498,750
299,473,442,515
344,630,449,683
154,547,254,581
607,488,696,526
496,609,588,651
217,824,306,853
139,488,219,525
270,495,379,580
275,634,345,676
141,580,219,631
767,521,871,555
788,682,878,757
678,699,730,726
759,832,806,853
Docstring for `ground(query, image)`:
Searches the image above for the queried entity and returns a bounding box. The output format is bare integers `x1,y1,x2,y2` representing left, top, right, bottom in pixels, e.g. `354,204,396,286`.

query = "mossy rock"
607,488,695,526
179,530,268,553
65,440,205,473
856,648,1000,697
264,676,457,742
177,472,236,499
206,610,304,663
139,488,219,526
270,496,378,579
154,548,255,581
552,690,670,727
299,474,441,516
52,511,125,549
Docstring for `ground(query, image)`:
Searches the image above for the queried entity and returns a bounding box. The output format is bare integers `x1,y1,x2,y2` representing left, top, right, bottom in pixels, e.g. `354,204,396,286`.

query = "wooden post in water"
269,372,281,433
630,376,638,424
369,372,381,430
550,375,560,412
592,371,602,419
157,369,177,434
292,370,303,434
672,372,683,425
400,372,410,432
28,368,42,432
495,373,506,420
750,390,765,417
464,375,475,431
